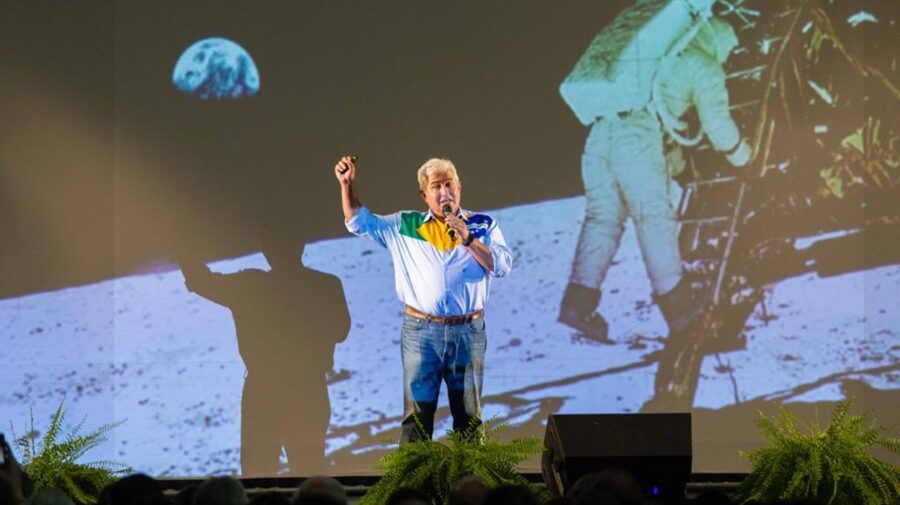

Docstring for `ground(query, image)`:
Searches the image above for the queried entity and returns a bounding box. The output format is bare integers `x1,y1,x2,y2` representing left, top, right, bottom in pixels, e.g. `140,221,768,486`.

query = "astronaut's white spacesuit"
560,17,750,341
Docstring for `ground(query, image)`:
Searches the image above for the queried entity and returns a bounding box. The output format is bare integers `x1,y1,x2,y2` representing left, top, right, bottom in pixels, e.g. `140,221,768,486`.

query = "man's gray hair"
417,158,460,191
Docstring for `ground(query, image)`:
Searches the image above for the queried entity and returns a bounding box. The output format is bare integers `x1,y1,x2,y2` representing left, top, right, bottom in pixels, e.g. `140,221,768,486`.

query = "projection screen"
1,0,897,477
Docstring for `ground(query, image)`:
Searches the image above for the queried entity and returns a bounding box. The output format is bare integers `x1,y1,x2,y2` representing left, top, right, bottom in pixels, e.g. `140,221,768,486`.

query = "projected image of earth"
172,37,259,99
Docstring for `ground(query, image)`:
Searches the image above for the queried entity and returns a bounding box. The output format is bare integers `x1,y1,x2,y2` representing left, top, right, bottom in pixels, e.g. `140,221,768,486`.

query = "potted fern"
360,421,550,505
734,399,900,504
9,400,131,505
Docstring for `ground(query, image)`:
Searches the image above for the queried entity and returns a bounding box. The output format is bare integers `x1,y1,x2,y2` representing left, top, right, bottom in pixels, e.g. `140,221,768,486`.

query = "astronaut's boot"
558,283,613,344
643,277,712,412
654,276,710,336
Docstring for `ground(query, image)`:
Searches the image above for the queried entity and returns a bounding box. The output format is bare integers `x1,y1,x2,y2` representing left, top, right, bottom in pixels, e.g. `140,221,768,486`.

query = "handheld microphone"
441,204,456,240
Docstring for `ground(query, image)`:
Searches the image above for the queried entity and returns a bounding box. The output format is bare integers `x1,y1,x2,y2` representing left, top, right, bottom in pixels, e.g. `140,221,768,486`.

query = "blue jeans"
400,314,487,442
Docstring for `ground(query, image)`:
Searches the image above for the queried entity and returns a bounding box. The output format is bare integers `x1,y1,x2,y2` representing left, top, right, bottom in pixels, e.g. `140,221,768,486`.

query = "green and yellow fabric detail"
399,211,461,253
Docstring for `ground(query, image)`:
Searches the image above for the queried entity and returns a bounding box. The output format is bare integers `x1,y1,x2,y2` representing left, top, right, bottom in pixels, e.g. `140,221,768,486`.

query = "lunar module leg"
643,173,750,412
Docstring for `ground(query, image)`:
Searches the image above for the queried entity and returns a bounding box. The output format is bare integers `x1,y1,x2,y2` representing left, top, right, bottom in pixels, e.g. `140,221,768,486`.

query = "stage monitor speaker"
542,413,691,500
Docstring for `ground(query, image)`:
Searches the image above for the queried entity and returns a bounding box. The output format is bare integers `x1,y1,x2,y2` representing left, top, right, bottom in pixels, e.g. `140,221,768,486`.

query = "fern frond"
9,400,127,505
42,401,66,450
68,415,88,442
361,420,545,505
735,399,900,505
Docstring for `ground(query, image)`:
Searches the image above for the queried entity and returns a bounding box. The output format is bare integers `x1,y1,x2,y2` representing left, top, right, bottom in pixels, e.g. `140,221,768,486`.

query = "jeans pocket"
467,318,486,332
402,316,426,331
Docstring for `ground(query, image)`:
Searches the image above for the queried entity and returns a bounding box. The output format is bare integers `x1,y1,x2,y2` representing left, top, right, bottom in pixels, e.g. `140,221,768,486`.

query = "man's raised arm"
334,155,361,222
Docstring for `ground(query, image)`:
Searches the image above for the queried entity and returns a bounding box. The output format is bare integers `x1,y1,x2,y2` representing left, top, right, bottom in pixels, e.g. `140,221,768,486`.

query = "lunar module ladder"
674,5,804,353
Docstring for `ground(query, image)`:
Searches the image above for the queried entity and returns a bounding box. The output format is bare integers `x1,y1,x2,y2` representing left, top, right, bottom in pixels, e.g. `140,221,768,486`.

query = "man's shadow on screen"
179,245,350,477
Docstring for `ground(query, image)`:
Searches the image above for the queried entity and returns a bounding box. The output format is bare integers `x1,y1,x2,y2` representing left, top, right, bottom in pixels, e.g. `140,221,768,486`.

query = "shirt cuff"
488,246,512,278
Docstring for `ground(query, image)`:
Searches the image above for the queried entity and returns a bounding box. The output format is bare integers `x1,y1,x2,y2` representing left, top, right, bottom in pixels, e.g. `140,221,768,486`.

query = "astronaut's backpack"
559,0,714,126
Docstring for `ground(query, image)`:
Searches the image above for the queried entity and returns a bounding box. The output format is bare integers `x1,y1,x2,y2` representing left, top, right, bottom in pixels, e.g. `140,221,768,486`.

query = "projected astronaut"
559,16,751,342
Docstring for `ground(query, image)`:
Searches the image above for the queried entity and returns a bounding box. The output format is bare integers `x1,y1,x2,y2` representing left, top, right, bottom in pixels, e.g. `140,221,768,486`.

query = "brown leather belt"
404,306,483,325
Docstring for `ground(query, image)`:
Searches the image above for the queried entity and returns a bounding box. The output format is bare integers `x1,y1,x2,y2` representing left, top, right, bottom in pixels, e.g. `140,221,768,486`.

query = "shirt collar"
423,208,469,223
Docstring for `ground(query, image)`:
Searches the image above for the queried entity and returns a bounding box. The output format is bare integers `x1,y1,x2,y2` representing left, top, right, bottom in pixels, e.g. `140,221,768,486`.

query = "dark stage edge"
156,473,745,499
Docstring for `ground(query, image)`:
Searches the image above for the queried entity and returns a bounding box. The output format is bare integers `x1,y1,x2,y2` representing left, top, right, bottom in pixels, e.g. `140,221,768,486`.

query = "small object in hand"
339,155,358,174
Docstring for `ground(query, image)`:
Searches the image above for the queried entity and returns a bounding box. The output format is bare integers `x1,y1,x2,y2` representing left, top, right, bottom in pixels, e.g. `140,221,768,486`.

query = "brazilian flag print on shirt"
399,211,493,253
345,205,513,317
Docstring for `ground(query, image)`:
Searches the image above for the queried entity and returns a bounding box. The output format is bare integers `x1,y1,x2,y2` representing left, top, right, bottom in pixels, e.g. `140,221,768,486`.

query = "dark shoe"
560,309,612,343
654,276,711,335
558,283,614,344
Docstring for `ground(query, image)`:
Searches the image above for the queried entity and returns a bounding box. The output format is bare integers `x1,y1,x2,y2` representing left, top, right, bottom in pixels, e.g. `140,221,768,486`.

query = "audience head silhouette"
104,473,168,505
193,476,248,505
449,476,489,505
24,488,75,505
568,469,642,505
291,476,347,505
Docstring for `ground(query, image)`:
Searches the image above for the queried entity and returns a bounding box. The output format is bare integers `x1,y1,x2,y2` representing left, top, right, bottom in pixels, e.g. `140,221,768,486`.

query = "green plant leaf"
735,398,900,505
360,420,546,505
9,400,130,505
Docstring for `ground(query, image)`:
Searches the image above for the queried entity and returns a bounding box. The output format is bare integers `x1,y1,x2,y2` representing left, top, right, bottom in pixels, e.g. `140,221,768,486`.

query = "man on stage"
334,156,512,442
